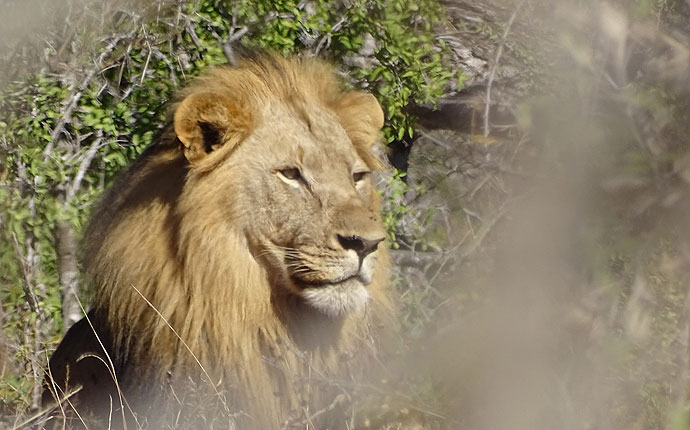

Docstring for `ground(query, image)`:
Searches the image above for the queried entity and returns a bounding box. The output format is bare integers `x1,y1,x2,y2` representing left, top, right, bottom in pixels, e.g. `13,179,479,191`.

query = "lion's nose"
337,234,384,259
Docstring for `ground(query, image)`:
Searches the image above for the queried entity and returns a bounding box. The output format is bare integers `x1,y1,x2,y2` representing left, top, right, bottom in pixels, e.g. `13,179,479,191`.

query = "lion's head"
46,54,394,427
173,59,387,317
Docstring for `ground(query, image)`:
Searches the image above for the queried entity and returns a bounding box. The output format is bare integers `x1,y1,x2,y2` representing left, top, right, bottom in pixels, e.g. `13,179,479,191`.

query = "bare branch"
64,131,103,207
11,233,38,313
223,26,249,66
483,0,525,137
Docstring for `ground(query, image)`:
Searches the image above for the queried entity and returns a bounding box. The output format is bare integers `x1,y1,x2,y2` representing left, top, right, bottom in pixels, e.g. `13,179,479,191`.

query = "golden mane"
53,54,395,427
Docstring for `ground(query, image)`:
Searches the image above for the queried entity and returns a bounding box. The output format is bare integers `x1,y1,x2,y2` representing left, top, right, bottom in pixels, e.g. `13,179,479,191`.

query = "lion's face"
234,101,386,317
240,102,385,316
175,89,387,318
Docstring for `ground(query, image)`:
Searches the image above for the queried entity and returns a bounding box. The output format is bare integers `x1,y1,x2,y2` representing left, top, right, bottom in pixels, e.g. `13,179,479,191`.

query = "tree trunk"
56,220,82,329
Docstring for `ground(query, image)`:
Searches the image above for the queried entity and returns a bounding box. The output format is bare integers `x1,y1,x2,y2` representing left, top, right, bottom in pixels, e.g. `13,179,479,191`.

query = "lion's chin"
300,280,371,318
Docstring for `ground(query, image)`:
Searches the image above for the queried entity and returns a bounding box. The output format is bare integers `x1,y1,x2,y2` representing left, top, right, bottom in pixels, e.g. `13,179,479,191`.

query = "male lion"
44,54,394,428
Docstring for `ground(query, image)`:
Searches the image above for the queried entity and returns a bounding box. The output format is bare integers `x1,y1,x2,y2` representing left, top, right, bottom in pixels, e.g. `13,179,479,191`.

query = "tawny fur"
45,54,394,428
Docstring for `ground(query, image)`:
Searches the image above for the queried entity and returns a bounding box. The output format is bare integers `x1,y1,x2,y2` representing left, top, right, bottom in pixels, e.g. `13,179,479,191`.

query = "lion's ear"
335,91,384,150
173,92,253,164
335,91,385,169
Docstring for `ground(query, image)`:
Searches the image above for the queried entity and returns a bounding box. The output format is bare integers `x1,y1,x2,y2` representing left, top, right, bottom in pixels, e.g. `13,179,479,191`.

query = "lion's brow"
287,94,315,135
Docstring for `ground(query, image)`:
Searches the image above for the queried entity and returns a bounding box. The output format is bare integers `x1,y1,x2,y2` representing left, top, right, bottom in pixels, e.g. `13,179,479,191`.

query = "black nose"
337,234,384,259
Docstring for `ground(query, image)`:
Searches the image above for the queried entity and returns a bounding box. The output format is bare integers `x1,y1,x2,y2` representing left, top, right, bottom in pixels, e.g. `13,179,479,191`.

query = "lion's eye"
278,167,303,182
353,171,370,183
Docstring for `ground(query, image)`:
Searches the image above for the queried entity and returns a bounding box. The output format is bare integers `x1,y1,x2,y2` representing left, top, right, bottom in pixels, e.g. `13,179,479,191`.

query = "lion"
42,53,395,428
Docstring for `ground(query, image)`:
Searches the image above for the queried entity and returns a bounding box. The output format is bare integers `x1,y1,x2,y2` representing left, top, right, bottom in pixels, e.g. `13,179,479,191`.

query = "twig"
427,237,468,289
459,198,513,260
140,24,152,85
483,0,525,137
10,233,38,313
223,26,249,66
390,250,443,267
64,131,103,207
150,45,178,86
303,394,346,427
418,130,452,150
312,17,346,56
11,387,86,429
466,174,492,201
313,34,332,56
185,18,203,49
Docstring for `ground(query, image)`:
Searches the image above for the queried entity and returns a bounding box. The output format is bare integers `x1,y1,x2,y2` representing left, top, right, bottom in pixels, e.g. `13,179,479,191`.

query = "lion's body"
44,55,394,428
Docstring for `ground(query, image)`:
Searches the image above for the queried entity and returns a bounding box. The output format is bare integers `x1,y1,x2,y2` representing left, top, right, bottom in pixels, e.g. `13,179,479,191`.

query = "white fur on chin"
301,281,371,318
